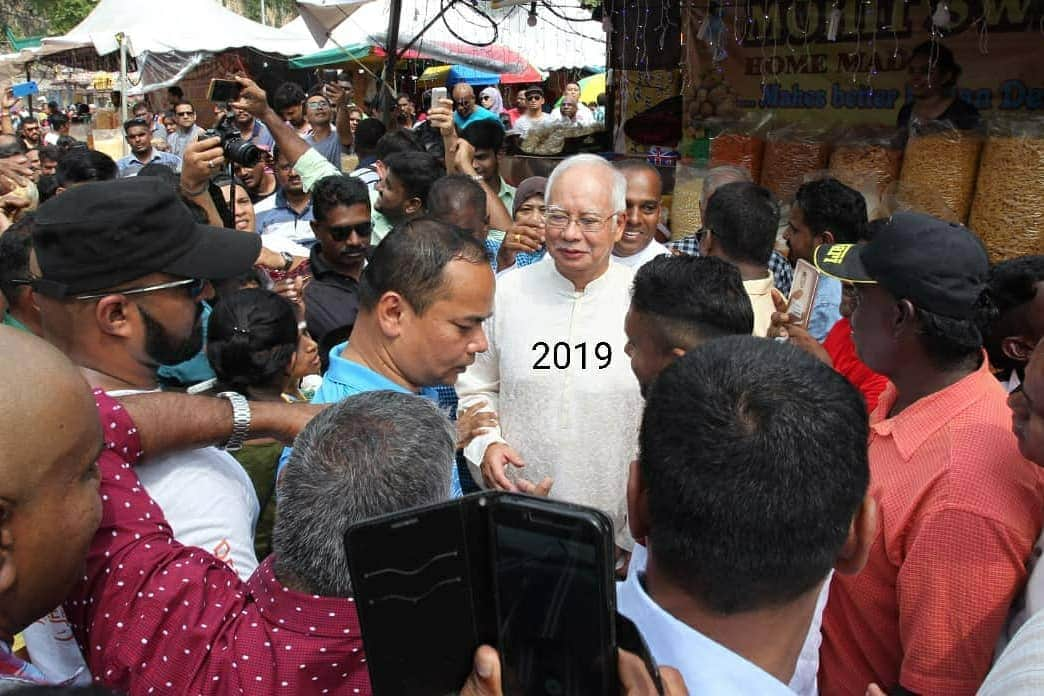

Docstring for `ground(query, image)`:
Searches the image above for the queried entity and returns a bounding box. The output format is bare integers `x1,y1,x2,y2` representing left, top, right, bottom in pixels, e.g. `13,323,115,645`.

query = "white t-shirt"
612,239,671,269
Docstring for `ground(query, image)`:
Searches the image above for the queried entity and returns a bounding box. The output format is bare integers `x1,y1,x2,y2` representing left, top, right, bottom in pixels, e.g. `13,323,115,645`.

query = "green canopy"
4,27,43,52
288,42,374,69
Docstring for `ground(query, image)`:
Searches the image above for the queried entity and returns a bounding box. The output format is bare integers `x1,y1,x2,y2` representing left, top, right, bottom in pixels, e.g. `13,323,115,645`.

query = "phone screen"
431,87,447,105
492,509,613,695
208,79,240,103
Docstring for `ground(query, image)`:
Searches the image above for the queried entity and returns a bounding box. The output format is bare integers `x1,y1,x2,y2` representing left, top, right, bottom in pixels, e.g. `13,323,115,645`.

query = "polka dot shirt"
62,391,372,695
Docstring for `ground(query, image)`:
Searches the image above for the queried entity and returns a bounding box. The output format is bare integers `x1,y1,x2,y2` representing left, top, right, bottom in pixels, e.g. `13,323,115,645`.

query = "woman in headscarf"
479,86,510,129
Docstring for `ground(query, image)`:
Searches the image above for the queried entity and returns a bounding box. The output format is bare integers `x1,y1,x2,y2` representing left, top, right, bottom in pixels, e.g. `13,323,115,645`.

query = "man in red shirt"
816,213,1044,695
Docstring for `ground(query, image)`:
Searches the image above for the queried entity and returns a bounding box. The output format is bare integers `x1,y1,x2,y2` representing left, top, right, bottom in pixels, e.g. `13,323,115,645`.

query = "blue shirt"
453,106,503,131
255,189,316,257
247,119,275,150
278,342,462,497
807,274,842,342
157,302,216,386
116,150,183,177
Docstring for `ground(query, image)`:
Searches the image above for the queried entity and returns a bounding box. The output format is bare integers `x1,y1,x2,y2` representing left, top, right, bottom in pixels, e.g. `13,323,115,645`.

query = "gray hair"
272,390,456,597
702,164,753,205
546,154,626,215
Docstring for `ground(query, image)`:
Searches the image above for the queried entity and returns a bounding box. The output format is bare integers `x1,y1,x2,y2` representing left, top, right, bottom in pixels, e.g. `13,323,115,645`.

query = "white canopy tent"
284,0,606,72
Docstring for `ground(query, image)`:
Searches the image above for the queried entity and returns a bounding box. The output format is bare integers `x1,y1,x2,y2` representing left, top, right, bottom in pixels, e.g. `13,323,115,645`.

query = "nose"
627,205,640,226
561,218,583,241
472,326,489,355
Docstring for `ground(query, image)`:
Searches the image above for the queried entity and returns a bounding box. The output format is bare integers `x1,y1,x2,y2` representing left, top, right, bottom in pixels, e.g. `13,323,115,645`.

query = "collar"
323,342,412,394
274,188,313,216
616,569,792,694
308,243,363,282
497,177,515,200
246,557,362,639
870,352,996,461
539,254,625,297
742,272,774,294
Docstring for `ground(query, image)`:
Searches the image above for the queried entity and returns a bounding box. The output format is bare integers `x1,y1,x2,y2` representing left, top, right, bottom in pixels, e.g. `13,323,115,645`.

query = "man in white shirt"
551,83,595,125
622,336,876,694
612,160,671,269
457,154,643,543
698,181,780,336
513,86,552,138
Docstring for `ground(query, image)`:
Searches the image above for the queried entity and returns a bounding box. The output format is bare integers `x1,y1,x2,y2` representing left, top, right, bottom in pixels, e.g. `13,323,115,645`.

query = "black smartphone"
345,492,497,696
318,69,340,84
207,78,240,103
346,492,620,696
489,495,618,696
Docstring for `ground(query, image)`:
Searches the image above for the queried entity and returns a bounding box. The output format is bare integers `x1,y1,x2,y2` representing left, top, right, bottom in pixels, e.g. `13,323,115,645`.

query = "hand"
322,83,349,109
273,275,307,306
502,223,544,253
181,136,225,193
480,442,527,492
0,157,33,191
615,546,632,580
456,403,498,450
1,190,31,218
452,139,476,176
865,685,886,696
461,646,689,696
1,87,18,111
427,98,456,137
769,288,833,366
230,75,272,120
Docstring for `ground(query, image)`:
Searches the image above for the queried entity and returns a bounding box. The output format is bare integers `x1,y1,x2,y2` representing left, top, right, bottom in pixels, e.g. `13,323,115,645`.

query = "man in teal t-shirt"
451,83,503,131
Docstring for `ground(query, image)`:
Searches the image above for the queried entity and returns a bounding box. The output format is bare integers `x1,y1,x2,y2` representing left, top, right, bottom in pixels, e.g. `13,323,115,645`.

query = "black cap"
524,86,544,97
813,211,988,320
31,177,261,298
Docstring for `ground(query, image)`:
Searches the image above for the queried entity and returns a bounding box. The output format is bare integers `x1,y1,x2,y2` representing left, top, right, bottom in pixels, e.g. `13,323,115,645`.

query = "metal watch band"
215,391,251,451
280,251,294,271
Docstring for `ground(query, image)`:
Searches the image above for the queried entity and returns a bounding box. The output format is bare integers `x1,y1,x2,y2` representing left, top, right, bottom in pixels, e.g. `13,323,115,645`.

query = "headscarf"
512,176,547,218
479,86,505,114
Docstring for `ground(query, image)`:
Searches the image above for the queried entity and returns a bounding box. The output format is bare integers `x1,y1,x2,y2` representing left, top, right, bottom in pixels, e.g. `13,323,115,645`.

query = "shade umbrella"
578,72,606,103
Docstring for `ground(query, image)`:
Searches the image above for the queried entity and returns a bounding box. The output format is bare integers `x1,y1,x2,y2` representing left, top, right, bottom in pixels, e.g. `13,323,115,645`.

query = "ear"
817,230,836,245
0,502,16,599
626,459,650,545
404,196,424,217
835,493,878,576
1003,335,1037,366
895,298,917,339
374,291,408,339
670,347,687,359
610,210,626,244
94,296,135,339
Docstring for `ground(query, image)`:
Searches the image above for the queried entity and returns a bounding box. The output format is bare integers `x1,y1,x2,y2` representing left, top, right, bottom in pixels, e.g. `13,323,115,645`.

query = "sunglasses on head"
328,222,373,241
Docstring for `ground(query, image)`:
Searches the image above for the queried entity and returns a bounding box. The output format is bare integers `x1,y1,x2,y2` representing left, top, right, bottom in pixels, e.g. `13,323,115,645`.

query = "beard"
140,303,205,366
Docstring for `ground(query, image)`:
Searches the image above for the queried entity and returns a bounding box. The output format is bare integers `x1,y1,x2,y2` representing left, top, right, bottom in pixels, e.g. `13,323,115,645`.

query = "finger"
460,645,502,696
485,460,519,492
659,666,689,696
618,650,657,694
770,287,788,313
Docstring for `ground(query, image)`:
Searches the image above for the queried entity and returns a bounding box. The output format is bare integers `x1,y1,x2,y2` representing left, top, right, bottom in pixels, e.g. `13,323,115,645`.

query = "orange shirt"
821,356,1044,695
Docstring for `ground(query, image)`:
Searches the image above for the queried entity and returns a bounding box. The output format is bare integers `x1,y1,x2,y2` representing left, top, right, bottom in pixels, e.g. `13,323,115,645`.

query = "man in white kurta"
457,155,644,541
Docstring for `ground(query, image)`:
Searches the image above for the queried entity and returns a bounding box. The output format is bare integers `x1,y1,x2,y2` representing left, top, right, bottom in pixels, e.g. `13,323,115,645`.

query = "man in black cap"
815,212,1044,695
513,86,551,137
30,177,266,587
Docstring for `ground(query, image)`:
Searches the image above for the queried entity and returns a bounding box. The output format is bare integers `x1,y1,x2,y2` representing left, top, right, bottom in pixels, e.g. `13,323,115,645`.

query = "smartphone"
318,69,340,84
346,493,497,696
11,81,38,98
207,79,240,103
490,495,618,695
346,492,620,696
788,258,821,328
431,86,447,106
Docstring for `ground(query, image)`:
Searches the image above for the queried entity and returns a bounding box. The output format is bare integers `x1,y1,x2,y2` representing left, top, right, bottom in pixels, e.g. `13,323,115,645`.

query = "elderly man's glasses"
544,207,616,234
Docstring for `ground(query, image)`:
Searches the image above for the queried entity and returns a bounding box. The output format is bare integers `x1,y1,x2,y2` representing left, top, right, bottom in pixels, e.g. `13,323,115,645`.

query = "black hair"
54,135,82,155
631,255,754,350
48,113,69,129
37,174,59,203
173,100,194,111
207,288,299,394
910,40,962,88
273,82,307,112
167,85,184,99
862,216,886,243
0,213,34,305
0,135,26,157
396,92,413,103
123,116,151,134
136,162,179,190
182,197,211,224
354,118,386,156
597,93,606,106
359,217,488,315
56,149,117,187
985,256,1044,372
383,151,444,206
639,336,869,614
460,119,504,152
704,181,779,266
375,129,423,160
614,158,662,181
132,100,151,114
426,174,487,222
915,293,997,371
794,178,868,244
212,267,269,301
18,116,38,128
312,174,371,224
39,144,60,163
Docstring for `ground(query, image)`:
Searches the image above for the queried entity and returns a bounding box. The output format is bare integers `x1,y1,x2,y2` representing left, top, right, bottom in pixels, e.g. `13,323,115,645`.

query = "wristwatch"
216,392,251,451
280,251,294,271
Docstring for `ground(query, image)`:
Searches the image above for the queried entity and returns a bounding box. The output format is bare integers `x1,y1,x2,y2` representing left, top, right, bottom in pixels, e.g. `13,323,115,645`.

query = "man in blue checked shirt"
116,117,182,178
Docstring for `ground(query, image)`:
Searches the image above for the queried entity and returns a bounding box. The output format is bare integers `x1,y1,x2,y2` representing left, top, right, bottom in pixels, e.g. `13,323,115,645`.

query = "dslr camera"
199,113,261,167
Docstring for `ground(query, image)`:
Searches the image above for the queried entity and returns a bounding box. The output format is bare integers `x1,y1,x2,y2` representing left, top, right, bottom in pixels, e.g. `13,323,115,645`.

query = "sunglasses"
327,222,373,241
72,277,207,301
175,110,194,116
525,94,542,101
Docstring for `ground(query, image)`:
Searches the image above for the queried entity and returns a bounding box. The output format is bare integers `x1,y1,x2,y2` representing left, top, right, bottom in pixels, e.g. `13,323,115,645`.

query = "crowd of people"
0,66,1042,696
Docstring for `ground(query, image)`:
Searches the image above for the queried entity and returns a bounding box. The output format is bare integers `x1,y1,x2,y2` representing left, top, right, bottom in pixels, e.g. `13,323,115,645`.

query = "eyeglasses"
306,101,329,110
525,94,542,101
480,95,493,100
175,110,194,116
544,208,617,234
455,100,474,107
327,222,373,241
73,278,206,301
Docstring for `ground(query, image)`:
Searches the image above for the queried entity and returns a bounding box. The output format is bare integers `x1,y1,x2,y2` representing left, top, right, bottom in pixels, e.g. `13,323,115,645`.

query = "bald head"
452,83,477,119
0,326,103,637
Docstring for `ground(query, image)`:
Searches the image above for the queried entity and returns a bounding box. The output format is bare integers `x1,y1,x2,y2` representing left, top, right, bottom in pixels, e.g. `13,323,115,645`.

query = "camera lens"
225,138,261,167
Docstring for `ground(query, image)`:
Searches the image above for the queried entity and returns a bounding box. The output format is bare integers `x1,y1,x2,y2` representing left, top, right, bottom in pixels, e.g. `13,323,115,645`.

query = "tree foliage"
30,0,99,35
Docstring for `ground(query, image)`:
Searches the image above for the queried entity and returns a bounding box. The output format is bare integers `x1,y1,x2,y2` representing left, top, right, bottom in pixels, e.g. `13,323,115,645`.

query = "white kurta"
458,256,644,540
